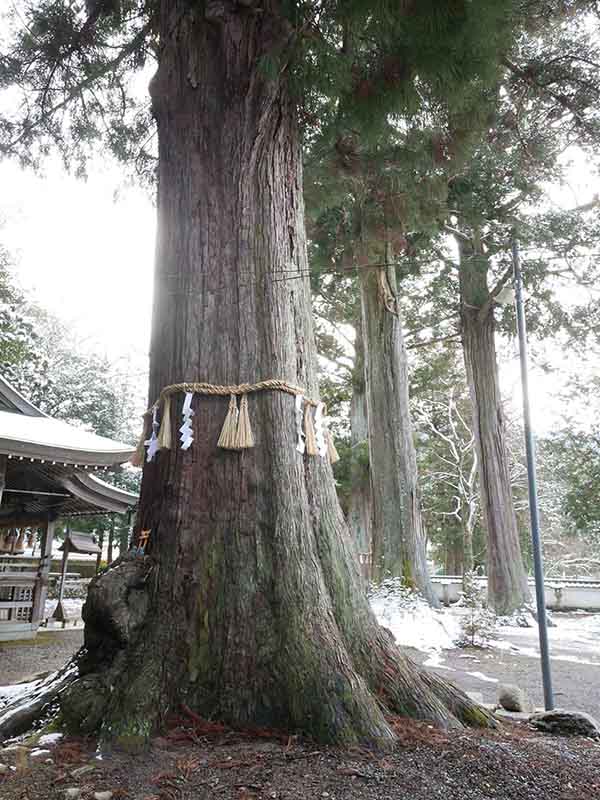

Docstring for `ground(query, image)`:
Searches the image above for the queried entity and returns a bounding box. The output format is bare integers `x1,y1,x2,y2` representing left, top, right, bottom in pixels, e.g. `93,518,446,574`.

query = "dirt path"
406,611,600,718
409,645,600,717
0,630,83,686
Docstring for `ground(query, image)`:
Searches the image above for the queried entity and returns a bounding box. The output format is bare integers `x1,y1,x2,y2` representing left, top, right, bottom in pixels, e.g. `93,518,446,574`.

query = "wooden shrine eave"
0,462,137,524
60,472,137,515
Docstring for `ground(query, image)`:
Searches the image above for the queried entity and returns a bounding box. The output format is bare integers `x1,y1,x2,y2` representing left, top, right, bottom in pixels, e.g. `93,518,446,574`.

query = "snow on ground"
44,598,85,620
36,733,63,746
370,582,461,653
0,680,41,710
465,670,498,683
370,580,600,685
493,611,600,666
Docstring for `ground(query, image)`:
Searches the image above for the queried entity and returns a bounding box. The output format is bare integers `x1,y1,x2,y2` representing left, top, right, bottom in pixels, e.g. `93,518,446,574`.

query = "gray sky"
0,158,154,369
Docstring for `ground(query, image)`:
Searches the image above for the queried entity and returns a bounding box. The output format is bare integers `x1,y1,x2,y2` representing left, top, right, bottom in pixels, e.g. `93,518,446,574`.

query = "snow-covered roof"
0,410,134,466
0,374,137,520
0,373,135,466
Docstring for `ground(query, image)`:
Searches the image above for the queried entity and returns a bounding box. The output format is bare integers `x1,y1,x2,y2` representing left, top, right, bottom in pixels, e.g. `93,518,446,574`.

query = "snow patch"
37,733,63,746
370,580,461,653
423,651,456,671
0,680,41,710
466,671,498,684
44,598,84,620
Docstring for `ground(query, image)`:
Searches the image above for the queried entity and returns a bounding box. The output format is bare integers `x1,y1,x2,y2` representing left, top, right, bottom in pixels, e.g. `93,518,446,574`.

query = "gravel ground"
1,717,599,800
1,619,600,799
0,630,83,685
414,645,600,718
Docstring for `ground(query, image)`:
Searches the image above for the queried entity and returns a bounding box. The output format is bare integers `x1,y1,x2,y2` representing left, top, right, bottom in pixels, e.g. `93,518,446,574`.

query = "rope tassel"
326,430,340,464
234,394,254,449
157,395,172,450
303,403,318,456
218,394,240,449
130,412,151,467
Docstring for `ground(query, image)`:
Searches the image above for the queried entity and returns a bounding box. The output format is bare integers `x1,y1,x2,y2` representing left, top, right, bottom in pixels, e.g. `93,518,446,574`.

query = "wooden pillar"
96,527,105,574
0,454,7,505
52,534,71,623
31,516,55,628
107,513,115,565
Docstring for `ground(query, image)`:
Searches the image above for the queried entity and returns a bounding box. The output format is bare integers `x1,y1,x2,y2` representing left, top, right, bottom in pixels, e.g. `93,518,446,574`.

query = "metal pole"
512,233,554,711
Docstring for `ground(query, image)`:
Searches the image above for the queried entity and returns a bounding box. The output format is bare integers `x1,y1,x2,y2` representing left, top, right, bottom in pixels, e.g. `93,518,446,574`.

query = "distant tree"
0,245,39,382
305,0,600,615
540,371,600,576
414,379,479,577
7,307,140,442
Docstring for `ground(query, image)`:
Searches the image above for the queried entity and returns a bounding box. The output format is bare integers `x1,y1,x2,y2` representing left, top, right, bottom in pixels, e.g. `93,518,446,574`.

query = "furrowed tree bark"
40,2,493,748
347,325,372,562
359,244,437,604
458,238,530,615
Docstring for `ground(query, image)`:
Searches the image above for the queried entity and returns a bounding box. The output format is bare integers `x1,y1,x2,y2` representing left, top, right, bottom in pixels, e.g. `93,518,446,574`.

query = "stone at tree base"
497,684,533,713
529,709,600,738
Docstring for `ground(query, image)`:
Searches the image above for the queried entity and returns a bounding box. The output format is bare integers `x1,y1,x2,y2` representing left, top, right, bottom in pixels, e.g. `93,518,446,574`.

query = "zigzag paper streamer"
314,402,328,458
180,391,194,451
295,394,306,454
145,406,160,462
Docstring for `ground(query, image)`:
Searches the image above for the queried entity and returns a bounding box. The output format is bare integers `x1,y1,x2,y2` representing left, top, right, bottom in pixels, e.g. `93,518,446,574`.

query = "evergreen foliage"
0,244,40,379
456,570,498,648
1,0,516,171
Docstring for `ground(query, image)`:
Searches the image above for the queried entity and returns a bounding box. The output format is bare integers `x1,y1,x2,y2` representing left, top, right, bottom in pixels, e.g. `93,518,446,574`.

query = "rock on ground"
498,684,533,713
530,709,600,738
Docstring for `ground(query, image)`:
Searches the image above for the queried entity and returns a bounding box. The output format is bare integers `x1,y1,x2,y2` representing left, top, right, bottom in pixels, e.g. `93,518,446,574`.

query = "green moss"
100,713,153,752
188,601,210,683
461,704,495,728
23,714,65,747
402,559,416,590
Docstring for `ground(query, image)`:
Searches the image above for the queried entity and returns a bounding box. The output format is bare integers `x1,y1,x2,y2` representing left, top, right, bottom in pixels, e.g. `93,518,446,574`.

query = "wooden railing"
0,556,41,625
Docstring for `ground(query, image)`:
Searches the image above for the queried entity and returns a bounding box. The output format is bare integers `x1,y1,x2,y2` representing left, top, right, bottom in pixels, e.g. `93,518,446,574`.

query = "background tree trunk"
458,239,530,614
52,3,490,748
347,326,372,565
359,250,437,604
462,518,474,576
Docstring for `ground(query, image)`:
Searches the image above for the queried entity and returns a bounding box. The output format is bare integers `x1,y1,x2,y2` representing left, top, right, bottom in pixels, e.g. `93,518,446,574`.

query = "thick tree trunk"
459,241,530,615
347,326,372,562
359,255,437,604
39,3,491,749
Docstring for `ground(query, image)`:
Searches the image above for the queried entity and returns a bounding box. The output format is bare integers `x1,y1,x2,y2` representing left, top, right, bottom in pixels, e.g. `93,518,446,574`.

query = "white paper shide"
180,391,194,450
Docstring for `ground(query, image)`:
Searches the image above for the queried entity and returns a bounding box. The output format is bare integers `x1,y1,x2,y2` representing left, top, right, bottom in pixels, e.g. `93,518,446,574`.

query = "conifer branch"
406,332,461,350
1,22,152,156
